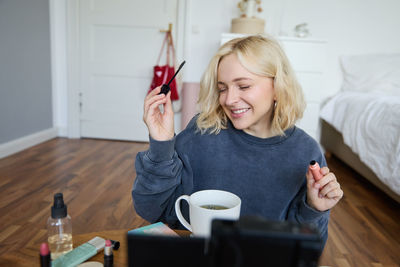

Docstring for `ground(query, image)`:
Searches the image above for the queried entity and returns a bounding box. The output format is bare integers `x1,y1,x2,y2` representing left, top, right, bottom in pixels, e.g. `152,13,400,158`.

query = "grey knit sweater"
132,116,329,244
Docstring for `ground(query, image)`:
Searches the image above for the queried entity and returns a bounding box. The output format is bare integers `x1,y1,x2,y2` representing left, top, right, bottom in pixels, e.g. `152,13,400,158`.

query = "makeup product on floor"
47,192,73,260
110,239,120,250
52,236,105,267
159,60,186,95
104,239,113,267
77,262,103,267
309,160,323,181
39,243,51,267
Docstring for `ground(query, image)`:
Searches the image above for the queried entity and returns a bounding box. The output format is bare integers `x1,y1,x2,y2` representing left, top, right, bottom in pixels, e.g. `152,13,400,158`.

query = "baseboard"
57,126,68,137
0,128,58,159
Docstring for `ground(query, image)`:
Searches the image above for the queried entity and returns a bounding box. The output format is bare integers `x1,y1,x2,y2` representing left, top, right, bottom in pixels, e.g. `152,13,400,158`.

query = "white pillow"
340,53,400,95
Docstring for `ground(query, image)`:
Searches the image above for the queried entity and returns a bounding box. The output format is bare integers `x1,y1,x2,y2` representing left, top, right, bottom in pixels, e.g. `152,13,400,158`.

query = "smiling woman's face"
217,53,276,138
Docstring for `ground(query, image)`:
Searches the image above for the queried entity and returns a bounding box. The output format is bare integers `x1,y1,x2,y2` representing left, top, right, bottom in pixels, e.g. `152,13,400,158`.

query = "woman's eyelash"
218,85,250,92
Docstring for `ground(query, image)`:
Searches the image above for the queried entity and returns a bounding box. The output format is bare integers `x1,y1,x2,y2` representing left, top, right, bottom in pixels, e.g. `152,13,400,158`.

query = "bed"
319,53,400,203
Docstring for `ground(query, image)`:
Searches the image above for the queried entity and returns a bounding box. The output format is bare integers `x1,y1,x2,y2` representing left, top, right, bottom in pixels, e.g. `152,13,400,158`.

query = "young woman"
132,35,343,245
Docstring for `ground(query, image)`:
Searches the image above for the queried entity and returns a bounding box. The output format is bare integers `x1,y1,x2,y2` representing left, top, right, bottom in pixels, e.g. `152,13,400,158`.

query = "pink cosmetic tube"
309,160,323,181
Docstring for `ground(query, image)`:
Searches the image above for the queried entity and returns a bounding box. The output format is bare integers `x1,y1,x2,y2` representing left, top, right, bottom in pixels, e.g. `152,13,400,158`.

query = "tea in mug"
200,204,229,210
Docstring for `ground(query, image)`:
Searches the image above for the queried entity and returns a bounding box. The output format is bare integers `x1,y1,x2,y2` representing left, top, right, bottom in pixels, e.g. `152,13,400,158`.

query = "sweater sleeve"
287,154,330,246
132,136,191,227
287,184,330,246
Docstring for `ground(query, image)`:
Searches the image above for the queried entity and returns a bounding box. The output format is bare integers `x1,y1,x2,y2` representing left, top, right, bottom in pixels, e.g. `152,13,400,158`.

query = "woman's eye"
218,87,227,93
239,85,250,90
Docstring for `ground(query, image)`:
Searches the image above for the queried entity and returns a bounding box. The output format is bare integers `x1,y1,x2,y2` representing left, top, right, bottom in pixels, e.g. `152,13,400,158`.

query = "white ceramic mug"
175,190,241,237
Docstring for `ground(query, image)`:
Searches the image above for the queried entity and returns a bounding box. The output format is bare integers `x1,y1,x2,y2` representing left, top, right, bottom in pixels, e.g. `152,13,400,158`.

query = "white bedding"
320,91,400,196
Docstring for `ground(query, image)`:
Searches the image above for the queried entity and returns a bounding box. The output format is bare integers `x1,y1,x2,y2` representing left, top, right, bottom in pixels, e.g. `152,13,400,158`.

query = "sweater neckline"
228,120,296,146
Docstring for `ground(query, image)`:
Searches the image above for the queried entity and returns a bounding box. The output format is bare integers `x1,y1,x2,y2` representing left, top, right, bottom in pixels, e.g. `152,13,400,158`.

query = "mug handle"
175,195,192,232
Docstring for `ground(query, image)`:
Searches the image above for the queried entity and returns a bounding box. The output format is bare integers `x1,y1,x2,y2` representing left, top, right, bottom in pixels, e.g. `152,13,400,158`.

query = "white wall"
184,0,236,82
184,0,400,99
277,0,400,97
50,0,68,137
54,0,400,135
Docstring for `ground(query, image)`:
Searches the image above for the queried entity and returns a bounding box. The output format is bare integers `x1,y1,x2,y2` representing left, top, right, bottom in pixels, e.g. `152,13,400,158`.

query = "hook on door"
160,23,172,33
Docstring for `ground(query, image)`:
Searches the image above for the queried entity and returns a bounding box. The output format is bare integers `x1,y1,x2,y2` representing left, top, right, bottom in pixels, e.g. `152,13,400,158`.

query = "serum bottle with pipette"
47,193,73,260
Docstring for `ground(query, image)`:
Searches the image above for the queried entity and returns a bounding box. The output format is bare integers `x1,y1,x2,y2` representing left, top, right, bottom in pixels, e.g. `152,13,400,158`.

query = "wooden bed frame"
320,120,400,203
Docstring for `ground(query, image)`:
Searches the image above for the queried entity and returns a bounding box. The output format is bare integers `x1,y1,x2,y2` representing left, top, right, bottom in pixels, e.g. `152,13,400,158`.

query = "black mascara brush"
159,60,186,95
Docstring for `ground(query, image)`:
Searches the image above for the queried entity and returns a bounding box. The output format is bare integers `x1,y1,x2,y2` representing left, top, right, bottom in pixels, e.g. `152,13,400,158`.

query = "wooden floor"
0,138,399,266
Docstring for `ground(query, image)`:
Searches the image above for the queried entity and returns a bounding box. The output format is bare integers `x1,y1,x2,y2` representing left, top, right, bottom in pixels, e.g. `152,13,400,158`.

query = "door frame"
66,0,189,138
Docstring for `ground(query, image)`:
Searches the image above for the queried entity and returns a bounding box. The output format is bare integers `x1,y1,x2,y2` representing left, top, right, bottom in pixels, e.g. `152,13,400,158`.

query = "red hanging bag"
148,32,179,101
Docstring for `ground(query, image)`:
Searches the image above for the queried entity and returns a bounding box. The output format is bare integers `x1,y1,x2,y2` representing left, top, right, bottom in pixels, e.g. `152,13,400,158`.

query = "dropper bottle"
47,193,73,260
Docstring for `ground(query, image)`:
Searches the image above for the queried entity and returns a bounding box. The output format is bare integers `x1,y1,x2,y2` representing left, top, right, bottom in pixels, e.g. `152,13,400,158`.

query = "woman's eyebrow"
233,77,252,82
218,77,252,85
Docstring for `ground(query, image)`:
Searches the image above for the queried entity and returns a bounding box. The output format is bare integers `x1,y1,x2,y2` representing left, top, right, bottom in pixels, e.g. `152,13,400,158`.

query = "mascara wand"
159,60,186,95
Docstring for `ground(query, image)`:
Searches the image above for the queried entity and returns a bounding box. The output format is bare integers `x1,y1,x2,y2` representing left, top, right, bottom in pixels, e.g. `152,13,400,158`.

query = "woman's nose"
224,88,240,105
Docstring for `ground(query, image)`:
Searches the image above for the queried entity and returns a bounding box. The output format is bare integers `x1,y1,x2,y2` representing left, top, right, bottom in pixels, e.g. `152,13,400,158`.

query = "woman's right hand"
143,86,175,141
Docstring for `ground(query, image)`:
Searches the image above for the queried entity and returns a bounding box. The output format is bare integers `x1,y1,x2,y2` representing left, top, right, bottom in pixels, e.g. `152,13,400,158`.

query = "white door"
79,0,178,141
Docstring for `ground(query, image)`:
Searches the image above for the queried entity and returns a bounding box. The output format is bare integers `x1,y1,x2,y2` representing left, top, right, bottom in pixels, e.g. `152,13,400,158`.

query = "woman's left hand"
306,166,344,211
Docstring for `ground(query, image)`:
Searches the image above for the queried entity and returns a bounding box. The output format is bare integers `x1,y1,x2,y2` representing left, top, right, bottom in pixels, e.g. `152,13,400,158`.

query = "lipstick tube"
110,239,120,250
309,160,323,181
40,243,51,267
104,239,113,267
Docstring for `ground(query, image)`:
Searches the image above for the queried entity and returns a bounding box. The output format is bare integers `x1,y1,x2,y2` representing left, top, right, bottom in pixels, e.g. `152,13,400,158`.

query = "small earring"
274,101,277,108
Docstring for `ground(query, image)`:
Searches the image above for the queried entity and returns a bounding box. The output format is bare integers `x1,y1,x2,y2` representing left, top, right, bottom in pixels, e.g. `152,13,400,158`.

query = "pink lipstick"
104,239,113,267
40,242,51,267
309,160,323,181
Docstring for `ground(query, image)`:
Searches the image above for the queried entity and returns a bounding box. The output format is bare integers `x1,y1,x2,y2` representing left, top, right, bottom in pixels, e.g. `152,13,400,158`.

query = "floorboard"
0,138,399,266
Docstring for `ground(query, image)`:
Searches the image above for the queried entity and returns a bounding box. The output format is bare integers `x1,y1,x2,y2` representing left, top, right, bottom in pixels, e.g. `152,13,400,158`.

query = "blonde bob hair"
196,35,306,136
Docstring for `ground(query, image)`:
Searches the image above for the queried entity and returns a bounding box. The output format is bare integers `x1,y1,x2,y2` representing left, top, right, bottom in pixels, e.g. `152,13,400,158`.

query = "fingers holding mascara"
144,86,164,116
143,86,175,141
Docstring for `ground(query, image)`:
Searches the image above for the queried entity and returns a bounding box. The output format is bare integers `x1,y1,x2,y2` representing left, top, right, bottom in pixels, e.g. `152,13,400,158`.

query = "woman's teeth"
232,108,248,114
